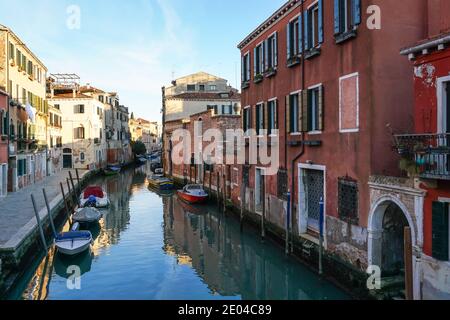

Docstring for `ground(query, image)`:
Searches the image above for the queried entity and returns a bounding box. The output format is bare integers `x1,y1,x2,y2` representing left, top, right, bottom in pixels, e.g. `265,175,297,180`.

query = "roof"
173,71,226,83
401,30,450,56
0,24,48,70
167,91,241,101
79,85,105,94
237,0,301,50
49,92,92,99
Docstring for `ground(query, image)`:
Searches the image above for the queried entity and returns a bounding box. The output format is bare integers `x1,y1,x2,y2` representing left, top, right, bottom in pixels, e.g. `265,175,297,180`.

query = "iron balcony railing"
394,133,450,180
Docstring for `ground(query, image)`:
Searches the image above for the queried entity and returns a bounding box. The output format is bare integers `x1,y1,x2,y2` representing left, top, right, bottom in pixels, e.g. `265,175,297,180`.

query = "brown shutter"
286,95,291,134
274,99,278,130
318,85,324,131
301,90,308,132
252,105,256,130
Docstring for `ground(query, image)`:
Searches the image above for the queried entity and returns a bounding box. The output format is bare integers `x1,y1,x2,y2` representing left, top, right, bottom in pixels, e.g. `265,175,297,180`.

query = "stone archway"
368,195,418,299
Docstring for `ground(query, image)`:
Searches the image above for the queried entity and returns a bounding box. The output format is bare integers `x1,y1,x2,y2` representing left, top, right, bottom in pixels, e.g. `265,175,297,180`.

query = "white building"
48,75,107,170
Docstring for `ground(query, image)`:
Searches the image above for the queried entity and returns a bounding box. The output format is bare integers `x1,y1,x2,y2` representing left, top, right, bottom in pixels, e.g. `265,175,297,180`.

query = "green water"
9,166,350,300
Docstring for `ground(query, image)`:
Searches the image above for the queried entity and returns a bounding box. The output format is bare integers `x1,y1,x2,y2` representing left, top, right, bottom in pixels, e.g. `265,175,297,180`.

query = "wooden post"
75,169,81,193
66,178,72,207
43,189,57,238
31,194,48,252
404,227,414,300
286,192,291,255
216,171,220,205
209,170,212,196
60,182,70,219
69,171,79,206
223,171,226,213
261,176,265,239
240,182,245,226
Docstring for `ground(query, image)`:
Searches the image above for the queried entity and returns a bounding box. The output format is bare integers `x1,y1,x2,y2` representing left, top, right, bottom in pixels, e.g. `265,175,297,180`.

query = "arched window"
80,152,85,161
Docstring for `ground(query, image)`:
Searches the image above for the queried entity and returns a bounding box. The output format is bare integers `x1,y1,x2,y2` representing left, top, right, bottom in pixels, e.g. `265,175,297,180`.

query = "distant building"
0,88,8,197
162,72,241,176
47,75,107,170
129,117,160,153
47,104,63,175
0,24,48,191
79,87,132,166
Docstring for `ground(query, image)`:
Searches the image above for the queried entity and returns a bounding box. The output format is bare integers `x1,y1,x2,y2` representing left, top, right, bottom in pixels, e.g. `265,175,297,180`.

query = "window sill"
241,81,250,90
264,69,277,78
307,131,322,135
253,75,264,84
335,29,357,44
287,56,301,68
304,47,322,60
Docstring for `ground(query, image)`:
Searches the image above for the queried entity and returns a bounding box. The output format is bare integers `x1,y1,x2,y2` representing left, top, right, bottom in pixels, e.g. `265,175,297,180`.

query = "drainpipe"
288,0,306,253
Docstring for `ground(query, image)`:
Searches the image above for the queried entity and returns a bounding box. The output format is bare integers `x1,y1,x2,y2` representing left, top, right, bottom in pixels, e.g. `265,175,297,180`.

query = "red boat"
177,185,209,204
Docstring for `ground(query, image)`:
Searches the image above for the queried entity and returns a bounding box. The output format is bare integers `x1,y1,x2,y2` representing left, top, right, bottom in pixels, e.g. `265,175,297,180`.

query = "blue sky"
0,0,285,122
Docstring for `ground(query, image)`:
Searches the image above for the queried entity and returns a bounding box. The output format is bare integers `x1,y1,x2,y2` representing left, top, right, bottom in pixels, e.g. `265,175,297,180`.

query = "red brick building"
393,11,450,298
166,106,242,205
0,88,8,197
237,0,428,280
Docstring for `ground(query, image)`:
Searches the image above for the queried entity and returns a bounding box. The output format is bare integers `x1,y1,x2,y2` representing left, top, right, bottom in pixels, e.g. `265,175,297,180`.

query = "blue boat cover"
56,231,92,241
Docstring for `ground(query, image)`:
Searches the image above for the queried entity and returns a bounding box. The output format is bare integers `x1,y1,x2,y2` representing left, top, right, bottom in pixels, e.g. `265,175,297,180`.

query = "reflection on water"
12,164,349,300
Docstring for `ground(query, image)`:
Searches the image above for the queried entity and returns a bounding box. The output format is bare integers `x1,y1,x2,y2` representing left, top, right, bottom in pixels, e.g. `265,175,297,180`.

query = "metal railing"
394,133,450,180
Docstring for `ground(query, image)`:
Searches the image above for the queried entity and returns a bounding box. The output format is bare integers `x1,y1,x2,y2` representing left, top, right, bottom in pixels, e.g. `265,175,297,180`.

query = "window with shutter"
334,0,360,43
287,17,302,67
307,85,323,132
432,202,449,261
289,93,300,133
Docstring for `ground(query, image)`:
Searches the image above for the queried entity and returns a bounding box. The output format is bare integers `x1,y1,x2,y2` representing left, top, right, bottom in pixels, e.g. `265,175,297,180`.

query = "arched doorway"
368,197,416,299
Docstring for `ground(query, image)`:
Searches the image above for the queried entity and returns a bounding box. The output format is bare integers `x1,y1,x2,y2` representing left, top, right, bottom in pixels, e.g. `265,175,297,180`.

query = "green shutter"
286,95,291,134
318,85,324,131
432,201,449,261
300,90,308,132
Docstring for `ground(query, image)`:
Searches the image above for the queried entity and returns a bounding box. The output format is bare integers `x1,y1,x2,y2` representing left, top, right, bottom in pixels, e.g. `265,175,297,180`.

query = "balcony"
394,133,450,180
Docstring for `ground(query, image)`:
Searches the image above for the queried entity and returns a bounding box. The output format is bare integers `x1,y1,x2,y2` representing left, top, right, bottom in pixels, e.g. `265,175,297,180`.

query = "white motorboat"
73,207,102,224
80,186,110,208
55,231,93,256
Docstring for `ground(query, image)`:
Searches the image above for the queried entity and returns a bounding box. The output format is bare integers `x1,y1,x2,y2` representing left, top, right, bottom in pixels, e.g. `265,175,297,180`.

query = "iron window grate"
338,177,359,224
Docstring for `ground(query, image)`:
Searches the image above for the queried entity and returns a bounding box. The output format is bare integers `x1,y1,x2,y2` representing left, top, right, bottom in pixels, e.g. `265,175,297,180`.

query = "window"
334,0,361,41
74,127,85,139
339,73,359,132
277,169,288,199
54,104,60,110
287,93,300,133
80,152,85,162
187,84,196,91
287,16,301,63
0,111,7,135
266,33,278,71
305,1,324,52
307,86,323,132
254,43,264,77
338,177,359,224
209,85,217,91
267,99,278,135
222,105,232,115
256,103,264,135
243,107,252,133
241,52,251,84
432,202,449,261
17,159,27,177
8,42,15,62
99,95,104,103
27,60,33,76
16,49,21,68
199,84,205,91
74,104,85,114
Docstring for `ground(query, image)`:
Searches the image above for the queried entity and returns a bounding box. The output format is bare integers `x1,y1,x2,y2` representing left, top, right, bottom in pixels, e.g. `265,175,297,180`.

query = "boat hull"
55,232,92,256
177,191,208,204
80,196,110,208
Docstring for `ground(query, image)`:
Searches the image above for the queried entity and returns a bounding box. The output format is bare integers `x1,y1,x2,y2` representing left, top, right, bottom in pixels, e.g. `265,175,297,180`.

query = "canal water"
7,166,350,300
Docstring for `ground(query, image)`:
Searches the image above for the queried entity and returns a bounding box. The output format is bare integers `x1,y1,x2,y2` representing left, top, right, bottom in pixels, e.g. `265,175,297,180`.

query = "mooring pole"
31,194,48,252
69,171,79,206
66,178,72,206
43,189,57,238
209,170,212,198
223,172,226,213
404,227,414,300
261,176,266,240
286,192,291,255
60,182,71,220
319,197,324,276
75,169,81,194
240,182,245,226
216,171,220,206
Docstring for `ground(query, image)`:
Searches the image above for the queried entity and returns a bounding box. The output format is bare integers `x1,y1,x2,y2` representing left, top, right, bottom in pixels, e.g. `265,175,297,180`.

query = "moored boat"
73,207,102,224
148,177,174,191
80,186,110,208
177,185,209,204
55,231,93,256
103,166,121,176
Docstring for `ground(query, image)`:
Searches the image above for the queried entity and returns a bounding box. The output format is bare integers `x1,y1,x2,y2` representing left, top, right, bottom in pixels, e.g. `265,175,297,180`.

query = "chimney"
72,89,76,98
86,83,91,89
